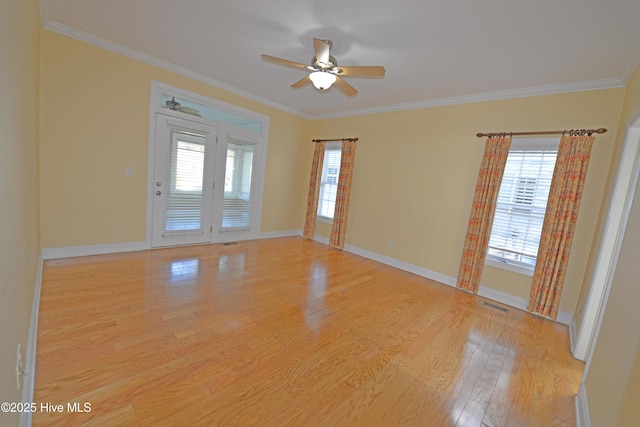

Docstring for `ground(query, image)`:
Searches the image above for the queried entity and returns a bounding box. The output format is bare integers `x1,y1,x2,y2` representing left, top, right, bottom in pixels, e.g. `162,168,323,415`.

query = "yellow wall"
310,90,623,313
39,30,311,248
616,348,640,425
0,0,40,424
33,19,640,426
583,64,640,427
40,28,626,315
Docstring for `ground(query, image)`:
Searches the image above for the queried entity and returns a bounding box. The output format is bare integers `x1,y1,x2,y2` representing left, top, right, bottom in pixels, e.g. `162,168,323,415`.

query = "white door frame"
573,114,640,361
145,81,269,249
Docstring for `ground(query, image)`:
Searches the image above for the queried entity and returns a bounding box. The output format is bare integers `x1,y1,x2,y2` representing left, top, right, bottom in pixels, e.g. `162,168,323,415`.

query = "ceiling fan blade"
261,54,309,71
336,66,386,77
291,75,311,89
313,38,331,66
333,76,358,97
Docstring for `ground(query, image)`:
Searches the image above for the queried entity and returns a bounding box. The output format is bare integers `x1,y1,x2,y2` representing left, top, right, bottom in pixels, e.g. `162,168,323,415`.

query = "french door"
152,115,217,247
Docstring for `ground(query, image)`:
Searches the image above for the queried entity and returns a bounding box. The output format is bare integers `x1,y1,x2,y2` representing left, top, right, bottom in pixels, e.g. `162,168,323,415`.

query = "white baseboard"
557,309,574,327
569,315,578,356
20,253,43,427
342,239,457,287
477,285,528,312
312,235,572,325
575,382,591,427
41,231,304,260
478,285,573,326
258,229,302,239
42,241,148,260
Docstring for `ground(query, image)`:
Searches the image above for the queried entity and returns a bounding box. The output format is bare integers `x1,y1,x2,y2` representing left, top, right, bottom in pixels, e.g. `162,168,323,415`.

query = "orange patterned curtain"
528,134,595,319
329,140,357,249
457,136,512,293
302,141,325,239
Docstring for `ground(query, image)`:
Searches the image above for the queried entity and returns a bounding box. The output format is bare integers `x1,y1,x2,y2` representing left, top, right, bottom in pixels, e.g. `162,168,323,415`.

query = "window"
173,138,205,193
222,138,255,230
486,138,559,274
317,143,342,219
165,130,207,232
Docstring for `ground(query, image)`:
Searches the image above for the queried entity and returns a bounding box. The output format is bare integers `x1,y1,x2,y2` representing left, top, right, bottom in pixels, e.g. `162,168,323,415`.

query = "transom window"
486,137,559,275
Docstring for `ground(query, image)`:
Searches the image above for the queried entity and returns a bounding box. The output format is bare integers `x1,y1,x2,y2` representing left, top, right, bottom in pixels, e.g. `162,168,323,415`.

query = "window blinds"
487,144,558,269
164,130,207,235
318,147,342,218
222,138,255,230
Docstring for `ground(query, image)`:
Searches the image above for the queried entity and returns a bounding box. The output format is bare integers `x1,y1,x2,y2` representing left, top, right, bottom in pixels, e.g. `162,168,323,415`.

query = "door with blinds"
152,116,217,247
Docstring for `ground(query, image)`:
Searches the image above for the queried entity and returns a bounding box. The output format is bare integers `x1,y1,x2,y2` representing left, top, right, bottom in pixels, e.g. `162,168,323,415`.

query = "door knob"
155,191,161,196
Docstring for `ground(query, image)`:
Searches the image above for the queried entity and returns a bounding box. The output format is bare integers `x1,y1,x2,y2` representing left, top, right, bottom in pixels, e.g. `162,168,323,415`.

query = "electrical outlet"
16,344,24,391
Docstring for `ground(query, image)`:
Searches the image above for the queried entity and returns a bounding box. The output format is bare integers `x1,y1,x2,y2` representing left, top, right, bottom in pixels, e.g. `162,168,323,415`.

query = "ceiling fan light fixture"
309,71,336,90
261,38,384,96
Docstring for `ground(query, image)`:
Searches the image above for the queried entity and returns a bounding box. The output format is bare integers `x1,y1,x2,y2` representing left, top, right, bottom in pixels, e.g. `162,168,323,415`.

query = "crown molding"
42,20,628,121
42,21,312,119
312,77,626,120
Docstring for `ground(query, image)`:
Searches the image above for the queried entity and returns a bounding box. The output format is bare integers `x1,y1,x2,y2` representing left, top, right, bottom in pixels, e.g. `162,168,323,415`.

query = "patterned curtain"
528,133,595,319
457,136,512,293
329,140,357,249
302,141,325,239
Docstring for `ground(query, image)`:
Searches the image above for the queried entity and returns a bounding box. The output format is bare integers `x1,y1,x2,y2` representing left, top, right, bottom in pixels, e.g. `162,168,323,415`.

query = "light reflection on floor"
217,253,245,273
448,330,513,426
305,262,327,332
166,258,199,284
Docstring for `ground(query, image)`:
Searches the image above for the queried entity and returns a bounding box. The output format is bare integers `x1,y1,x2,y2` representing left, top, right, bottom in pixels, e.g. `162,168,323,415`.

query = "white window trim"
486,257,535,277
485,136,560,276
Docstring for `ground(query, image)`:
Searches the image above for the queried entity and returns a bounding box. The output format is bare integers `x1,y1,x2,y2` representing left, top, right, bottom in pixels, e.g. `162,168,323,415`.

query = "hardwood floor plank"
34,237,584,426
459,338,509,425
482,347,517,427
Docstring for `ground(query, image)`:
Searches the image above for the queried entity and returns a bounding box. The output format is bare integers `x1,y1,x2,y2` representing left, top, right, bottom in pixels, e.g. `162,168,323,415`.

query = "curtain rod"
476,128,607,138
313,137,358,143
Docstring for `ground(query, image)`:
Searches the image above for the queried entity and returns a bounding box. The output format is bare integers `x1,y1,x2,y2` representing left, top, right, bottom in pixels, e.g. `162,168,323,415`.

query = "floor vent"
483,302,509,313
223,242,238,246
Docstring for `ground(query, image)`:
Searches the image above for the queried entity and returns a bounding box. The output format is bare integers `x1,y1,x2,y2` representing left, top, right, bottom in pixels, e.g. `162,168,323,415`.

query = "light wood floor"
33,237,583,426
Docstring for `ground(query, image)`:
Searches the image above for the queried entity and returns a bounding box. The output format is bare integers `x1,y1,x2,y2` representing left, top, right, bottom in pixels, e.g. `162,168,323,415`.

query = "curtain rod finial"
595,128,607,134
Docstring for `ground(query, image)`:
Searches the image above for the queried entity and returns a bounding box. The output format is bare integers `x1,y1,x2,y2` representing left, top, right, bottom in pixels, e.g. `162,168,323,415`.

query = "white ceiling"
40,0,640,119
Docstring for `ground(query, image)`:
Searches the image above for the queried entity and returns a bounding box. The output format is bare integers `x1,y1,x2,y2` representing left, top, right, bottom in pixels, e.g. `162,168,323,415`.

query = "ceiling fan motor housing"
312,55,337,71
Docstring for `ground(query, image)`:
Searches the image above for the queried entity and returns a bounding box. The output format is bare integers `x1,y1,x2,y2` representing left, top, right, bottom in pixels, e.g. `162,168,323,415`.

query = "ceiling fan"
261,38,385,96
